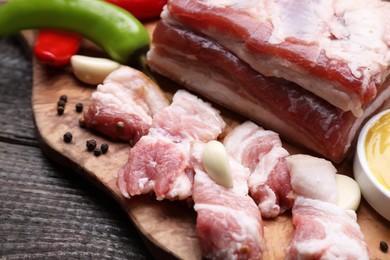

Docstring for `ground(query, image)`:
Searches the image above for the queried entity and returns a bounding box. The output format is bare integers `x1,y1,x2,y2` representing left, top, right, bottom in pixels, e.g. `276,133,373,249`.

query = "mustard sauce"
365,112,390,191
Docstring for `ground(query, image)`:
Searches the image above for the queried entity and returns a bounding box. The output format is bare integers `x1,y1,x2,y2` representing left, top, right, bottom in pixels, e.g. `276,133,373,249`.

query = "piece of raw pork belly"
83,66,169,144
163,0,390,117
285,155,369,259
147,1,390,163
118,90,226,200
191,143,264,260
224,121,293,218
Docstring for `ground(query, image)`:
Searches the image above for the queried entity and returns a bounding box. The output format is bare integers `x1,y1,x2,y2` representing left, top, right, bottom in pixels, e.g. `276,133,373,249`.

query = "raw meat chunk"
84,66,169,143
118,90,225,200
224,121,293,218
164,0,390,116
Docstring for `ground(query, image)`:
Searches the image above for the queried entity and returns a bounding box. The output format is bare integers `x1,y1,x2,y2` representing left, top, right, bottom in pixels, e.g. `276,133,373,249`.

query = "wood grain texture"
0,37,35,146
0,36,152,259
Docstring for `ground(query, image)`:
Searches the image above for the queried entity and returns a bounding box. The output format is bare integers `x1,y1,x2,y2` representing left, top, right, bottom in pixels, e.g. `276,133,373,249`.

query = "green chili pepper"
0,0,150,64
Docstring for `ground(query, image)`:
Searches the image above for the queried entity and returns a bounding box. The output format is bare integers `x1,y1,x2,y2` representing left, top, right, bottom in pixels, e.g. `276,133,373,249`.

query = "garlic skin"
70,55,121,85
202,140,233,188
336,174,361,211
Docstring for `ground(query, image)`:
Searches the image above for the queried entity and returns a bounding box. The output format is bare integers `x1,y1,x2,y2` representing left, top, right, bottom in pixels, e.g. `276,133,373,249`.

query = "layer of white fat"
163,173,193,201
224,121,258,150
224,122,287,185
138,177,154,195
104,67,157,114
226,124,288,186
198,0,268,19
224,122,288,182
224,121,263,161
200,0,390,89
257,186,279,217
172,90,226,139
250,137,288,184
286,154,337,203
292,197,368,260
151,89,225,144
94,66,169,124
93,83,153,124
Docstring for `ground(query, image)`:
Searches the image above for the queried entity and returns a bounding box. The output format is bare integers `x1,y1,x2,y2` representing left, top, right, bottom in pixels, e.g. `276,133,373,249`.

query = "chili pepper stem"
134,53,158,84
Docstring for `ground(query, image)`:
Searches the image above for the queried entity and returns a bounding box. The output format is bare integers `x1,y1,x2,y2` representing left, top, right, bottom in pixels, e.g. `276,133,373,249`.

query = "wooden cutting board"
22,22,390,259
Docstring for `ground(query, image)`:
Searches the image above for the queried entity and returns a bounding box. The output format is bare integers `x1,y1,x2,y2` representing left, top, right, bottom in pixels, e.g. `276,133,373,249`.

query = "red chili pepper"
34,29,82,66
33,0,166,66
105,0,167,20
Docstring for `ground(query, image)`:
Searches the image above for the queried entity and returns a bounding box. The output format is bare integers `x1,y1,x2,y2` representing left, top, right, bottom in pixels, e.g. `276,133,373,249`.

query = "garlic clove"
201,140,233,188
70,55,121,85
336,174,361,211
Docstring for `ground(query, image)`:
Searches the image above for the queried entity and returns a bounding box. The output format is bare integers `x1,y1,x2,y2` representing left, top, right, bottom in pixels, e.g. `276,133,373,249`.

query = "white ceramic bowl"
354,109,390,221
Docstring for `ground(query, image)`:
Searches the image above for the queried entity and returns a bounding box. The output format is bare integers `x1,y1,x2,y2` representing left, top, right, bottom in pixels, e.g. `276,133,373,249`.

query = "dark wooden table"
0,36,153,259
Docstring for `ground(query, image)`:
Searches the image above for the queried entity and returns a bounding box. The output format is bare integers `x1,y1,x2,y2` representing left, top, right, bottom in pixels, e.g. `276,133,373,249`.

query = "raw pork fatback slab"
148,21,390,162
163,0,390,117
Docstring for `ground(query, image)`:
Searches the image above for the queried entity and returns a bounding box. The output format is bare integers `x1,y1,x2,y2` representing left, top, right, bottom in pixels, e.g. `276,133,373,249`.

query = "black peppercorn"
86,139,97,151
57,100,66,107
75,103,83,113
63,132,73,143
59,95,68,103
93,148,102,157
101,143,109,154
57,106,65,115
380,241,388,253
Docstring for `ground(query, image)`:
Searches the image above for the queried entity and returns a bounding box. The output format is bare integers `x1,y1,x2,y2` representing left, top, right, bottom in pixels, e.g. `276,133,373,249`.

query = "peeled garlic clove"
70,55,120,85
336,174,361,211
202,140,233,188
